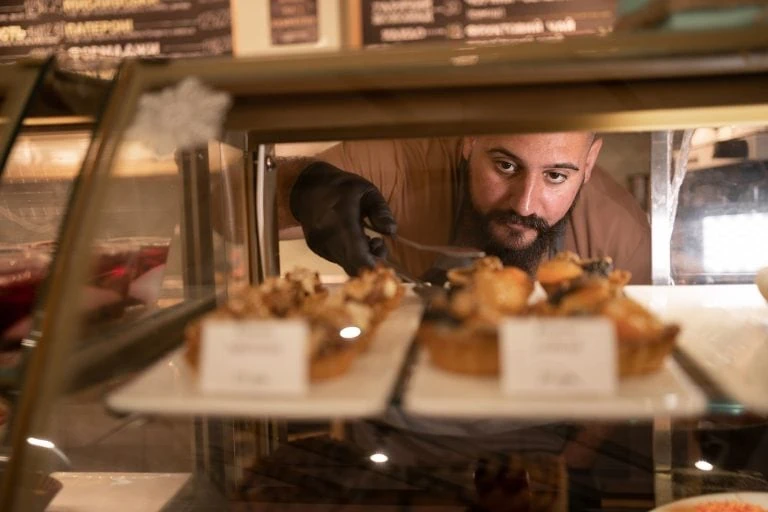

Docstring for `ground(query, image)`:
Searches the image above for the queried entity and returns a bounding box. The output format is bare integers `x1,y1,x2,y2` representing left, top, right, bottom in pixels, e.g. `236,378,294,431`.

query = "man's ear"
583,137,603,183
461,137,476,160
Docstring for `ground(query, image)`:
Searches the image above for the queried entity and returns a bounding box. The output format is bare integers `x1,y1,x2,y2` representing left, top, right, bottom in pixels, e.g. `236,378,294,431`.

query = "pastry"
531,251,678,377
600,296,679,377
343,264,404,324
418,262,534,376
445,255,503,287
184,267,377,382
423,252,678,379
419,321,499,375
536,251,630,299
302,294,373,380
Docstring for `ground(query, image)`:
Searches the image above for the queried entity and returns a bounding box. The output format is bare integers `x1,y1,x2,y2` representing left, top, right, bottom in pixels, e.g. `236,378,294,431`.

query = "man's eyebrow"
486,147,580,172
487,147,522,163
549,162,580,172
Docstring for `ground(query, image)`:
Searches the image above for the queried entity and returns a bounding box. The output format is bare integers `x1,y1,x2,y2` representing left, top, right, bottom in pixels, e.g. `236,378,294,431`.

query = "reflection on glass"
0,237,172,346
672,126,768,284
702,213,768,274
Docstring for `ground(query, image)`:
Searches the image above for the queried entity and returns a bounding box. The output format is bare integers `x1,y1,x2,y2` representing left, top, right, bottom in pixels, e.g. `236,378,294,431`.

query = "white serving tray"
404,284,768,420
107,292,423,419
627,285,768,414
402,351,708,421
48,473,190,512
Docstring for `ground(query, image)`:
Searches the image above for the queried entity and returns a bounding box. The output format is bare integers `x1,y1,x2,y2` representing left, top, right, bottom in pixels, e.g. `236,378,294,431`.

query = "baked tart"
423,252,678,379
184,267,375,382
532,252,678,377
418,262,534,376
342,264,404,324
536,251,631,299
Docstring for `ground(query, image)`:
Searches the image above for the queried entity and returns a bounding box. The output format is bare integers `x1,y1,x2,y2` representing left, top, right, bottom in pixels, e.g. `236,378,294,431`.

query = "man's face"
462,132,602,253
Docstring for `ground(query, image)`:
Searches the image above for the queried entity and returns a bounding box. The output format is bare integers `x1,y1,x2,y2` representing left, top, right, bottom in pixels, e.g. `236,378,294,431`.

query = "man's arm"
282,141,403,275
277,156,316,232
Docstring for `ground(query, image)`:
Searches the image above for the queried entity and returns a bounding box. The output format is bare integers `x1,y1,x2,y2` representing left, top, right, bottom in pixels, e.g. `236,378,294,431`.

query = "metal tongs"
363,220,485,261
362,220,485,294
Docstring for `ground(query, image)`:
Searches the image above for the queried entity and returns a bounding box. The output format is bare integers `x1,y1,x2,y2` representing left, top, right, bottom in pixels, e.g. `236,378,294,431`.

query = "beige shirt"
319,137,651,284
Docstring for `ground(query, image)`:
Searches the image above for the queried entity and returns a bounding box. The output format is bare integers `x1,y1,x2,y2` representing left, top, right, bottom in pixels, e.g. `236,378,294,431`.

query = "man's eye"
545,171,567,184
494,160,517,174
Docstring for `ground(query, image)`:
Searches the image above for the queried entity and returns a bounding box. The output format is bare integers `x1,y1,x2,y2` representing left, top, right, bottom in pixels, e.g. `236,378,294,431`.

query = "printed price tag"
200,320,308,396
500,318,617,396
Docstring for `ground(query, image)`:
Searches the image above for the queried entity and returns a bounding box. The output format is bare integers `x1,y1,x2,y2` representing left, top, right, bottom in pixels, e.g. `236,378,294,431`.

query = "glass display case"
0,59,50,174
0,24,767,512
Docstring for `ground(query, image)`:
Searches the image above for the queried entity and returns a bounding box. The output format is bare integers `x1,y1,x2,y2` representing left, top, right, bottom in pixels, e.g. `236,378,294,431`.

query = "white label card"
500,318,617,397
199,320,308,396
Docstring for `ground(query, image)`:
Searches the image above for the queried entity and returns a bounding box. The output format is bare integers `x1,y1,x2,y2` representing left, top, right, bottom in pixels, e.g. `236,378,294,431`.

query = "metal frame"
650,131,674,285
178,146,217,294
3,26,768,509
0,58,51,174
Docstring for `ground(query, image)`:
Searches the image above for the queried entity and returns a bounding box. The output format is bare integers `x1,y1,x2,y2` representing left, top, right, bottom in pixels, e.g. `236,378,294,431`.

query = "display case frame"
2,25,768,511
0,58,51,174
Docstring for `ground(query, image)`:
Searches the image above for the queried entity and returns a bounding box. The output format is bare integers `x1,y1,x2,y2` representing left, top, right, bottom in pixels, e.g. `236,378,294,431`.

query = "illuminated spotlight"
369,452,389,464
340,326,361,339
695,460,714,472
27,437,56,449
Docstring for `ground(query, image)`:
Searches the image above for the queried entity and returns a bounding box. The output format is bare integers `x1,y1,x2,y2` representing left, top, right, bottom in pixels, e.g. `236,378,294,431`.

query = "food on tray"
418,256,534,376
534,252,678,377
536,251,631,299
343,265,404,322
445,255,504,287
420,252,679,378
681,502,768,512
184,266,402,382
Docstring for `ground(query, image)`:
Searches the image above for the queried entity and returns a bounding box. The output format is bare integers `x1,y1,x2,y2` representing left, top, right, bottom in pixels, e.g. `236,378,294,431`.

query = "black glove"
290,161,397,276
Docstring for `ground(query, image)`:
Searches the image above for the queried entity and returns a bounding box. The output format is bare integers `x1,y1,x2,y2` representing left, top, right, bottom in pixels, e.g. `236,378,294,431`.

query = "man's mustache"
485,210,550,233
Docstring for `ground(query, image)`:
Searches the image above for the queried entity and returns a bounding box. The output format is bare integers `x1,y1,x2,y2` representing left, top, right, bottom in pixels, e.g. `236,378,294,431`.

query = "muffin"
531,252,678,377
342,264,404,324
419,262,534,376
536,251,630,299
184,267,375,382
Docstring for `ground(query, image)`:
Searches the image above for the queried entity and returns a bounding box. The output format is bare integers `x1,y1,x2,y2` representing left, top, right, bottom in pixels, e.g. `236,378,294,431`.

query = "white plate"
107,293,423,419
628,285,768,413
402,351,707,420
629,286,768,414
651,492,768,511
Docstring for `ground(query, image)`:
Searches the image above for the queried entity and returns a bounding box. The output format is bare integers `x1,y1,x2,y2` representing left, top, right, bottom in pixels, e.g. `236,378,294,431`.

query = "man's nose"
507,174,541,217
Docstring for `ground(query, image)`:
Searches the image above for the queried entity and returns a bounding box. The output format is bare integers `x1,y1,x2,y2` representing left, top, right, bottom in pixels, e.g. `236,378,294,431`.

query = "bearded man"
282,132,650,283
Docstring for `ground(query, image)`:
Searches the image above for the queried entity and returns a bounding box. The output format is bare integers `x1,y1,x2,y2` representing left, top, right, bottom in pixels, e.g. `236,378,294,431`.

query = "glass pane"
5,44,768,512
0,62,47,176
671,125,768,284
0,130,90,350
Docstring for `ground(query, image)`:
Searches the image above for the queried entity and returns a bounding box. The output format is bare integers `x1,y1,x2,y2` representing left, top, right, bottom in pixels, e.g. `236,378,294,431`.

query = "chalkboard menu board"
270,0,318,46
0,0,232,63
360,0,616,47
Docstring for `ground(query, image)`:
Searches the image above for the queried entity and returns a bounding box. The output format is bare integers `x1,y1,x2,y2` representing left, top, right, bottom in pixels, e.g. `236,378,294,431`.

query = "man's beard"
453,175,579,275
474,207,571,274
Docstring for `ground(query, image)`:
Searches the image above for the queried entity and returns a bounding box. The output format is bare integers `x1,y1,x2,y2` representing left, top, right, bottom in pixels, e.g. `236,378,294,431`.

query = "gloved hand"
290,161,397,276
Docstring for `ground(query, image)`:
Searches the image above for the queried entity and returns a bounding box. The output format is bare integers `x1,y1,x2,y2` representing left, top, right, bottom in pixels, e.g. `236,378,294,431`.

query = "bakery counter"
46,473,191,512
3,28,768,511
